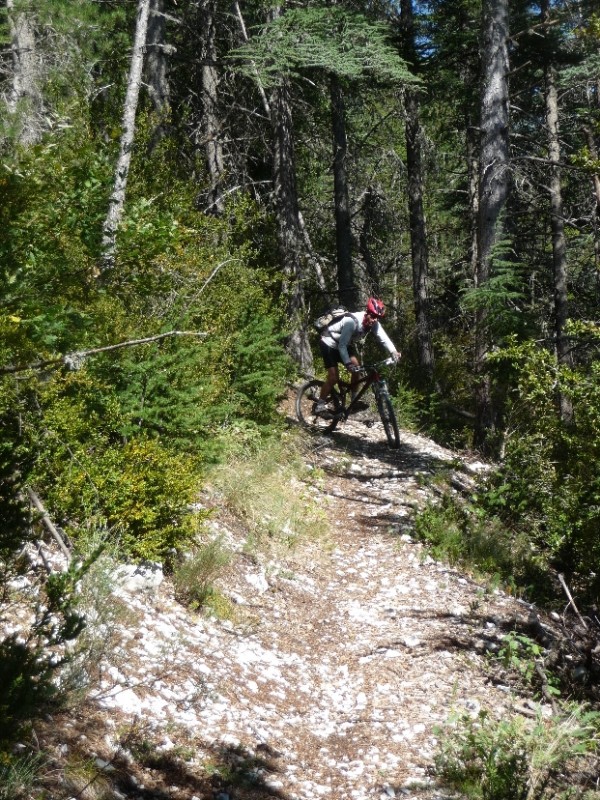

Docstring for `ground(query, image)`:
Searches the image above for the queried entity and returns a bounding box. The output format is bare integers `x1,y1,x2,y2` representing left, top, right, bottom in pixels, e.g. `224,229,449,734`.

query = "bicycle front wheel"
376,391,400,448
296,379,341,434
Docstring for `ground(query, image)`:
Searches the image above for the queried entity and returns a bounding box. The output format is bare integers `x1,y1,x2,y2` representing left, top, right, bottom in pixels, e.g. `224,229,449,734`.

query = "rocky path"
40,412,541,800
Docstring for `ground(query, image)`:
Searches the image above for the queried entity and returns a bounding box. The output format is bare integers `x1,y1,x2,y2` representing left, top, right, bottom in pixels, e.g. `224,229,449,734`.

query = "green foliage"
434,706,600,800
480,330,600,599
208,432,328,551
496,632,560,698
0,551,101,744
460,239,528,340
11,369,203,561
413,490,526,588
0,751,47,800
392,380,422,430
231,6,418,86
172,537,232,610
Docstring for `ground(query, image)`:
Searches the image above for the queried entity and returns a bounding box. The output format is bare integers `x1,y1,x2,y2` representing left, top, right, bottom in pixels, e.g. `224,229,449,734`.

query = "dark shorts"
319,340,357,369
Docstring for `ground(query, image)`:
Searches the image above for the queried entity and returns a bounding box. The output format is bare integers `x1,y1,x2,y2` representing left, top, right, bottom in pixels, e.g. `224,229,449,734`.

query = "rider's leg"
319,365,339,401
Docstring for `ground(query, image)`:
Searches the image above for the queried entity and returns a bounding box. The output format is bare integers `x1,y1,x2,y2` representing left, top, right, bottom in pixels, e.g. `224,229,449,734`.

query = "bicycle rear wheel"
296,379,341,433
376,391,400,448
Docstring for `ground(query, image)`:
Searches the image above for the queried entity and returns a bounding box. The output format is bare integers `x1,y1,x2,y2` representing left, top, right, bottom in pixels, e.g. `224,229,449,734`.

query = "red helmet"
366,297,386,318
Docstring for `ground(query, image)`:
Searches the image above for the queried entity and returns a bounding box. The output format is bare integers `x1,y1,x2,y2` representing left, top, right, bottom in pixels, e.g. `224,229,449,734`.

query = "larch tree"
199,0,225,215
145,0,171,152
232,5,416,355
330,73,358,308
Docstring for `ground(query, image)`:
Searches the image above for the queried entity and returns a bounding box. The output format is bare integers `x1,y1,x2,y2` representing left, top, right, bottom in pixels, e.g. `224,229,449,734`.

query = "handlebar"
362,356,398,371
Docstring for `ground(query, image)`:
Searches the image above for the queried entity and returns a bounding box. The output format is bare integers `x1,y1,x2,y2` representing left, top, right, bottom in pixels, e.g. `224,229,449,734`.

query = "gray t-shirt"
321,311,396,365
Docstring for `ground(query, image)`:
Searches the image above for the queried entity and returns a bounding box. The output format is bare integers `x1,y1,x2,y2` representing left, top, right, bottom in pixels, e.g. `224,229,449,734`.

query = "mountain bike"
296,357,400,448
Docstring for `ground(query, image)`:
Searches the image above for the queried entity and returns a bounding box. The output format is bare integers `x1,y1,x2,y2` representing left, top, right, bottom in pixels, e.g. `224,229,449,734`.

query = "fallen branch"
27,488,72,561
558,573,589,631
0,330,207,376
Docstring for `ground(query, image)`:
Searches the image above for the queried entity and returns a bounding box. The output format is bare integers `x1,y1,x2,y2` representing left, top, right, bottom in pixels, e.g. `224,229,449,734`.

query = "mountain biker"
314,297,401,416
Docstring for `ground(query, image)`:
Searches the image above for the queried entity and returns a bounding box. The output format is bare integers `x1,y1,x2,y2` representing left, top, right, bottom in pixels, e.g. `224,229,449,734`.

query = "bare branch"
27,488,72,561
0,330,207,376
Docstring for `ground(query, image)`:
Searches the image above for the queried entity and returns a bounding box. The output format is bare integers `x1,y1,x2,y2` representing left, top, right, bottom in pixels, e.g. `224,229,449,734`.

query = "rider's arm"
373,322,399,357
337,318,358,366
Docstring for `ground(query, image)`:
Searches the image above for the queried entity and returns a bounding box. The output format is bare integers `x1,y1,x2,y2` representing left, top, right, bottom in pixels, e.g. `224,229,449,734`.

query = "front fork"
373,378,389,404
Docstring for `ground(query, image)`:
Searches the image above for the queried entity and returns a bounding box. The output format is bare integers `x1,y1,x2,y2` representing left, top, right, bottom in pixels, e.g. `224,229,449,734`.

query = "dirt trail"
38,409,541,800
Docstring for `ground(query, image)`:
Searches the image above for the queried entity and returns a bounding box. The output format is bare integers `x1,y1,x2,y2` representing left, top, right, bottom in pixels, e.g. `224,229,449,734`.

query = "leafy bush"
481,331,600,600
21,369,205,561
434,706,600,800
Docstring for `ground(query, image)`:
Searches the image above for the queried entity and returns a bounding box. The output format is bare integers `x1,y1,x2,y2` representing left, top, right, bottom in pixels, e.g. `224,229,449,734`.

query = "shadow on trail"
40,706,292,800
308,420,458,477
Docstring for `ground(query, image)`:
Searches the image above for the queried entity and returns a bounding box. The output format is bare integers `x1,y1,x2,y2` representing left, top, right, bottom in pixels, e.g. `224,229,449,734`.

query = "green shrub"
482,331,600,600
25,370,205,561
434,706,600,800
208,432,328,550
172,537,231,610
413,491,527,588
392,380,421,430
0,752,47,800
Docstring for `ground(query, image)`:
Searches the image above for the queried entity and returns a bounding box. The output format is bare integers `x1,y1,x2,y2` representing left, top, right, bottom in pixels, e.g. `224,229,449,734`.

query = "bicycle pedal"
312,403,334,420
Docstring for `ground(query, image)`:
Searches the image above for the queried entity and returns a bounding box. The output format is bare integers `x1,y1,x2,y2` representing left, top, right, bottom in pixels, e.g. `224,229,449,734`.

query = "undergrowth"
433,705,600,800
206,431,329,554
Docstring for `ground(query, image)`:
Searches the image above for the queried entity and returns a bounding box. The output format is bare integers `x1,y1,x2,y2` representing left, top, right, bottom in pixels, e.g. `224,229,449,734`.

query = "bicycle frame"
329,358,394,421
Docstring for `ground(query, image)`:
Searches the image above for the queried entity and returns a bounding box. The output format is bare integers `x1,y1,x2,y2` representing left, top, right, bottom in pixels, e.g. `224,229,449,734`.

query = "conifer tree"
474,0,510,449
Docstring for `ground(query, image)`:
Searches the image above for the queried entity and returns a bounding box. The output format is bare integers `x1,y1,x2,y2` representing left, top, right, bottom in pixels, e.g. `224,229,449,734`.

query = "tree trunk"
271,77,313,373
6,0,43,146
474,0,510,451
466,118,480,279
199,0,225,215
145,0,171,154
583,125,600,273
404,86,435,380
542,0,572,422
146,0,170,115
398,0,435,381
330,74,358,308
99,0,151,275
359,186,382,296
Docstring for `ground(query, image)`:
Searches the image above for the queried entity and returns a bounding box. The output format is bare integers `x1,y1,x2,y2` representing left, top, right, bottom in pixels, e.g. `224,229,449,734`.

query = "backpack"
313,306,351,334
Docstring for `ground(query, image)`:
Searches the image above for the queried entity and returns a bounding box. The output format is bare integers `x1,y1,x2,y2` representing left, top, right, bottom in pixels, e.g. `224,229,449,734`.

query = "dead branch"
558,573,589,631
27,488,71,561
0,330,207,376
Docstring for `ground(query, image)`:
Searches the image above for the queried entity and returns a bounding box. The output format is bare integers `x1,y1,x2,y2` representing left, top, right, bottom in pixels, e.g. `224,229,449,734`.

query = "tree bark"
474,0,510,451
542,0,572,422
404,86,435,380
99,0,151,275
330,74,358,308
467,119,480,279
6,0,43,146
583,125,600,273
398,0,435,381
199,0,225,215
271,77,313,373
146,0,170,115
358,186,382,296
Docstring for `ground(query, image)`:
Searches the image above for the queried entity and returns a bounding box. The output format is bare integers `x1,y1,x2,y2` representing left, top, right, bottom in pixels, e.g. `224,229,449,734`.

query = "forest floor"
31,397,561,800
